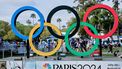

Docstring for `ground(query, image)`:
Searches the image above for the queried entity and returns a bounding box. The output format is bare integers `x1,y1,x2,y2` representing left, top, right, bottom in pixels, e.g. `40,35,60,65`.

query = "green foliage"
0,20,11,37
39,27,51,39
0,19,51,41
16,21,33,36
67,0,122,37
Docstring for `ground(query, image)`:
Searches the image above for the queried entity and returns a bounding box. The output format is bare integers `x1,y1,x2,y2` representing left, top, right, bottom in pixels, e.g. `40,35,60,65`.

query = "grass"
102,47,122,52
102,54,113,57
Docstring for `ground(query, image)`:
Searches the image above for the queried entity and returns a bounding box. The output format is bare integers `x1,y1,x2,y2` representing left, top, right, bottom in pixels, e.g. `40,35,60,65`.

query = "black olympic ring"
47,5,80,39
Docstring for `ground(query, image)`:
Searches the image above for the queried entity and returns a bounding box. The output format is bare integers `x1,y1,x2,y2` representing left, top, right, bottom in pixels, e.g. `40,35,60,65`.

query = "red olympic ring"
83,4,119,39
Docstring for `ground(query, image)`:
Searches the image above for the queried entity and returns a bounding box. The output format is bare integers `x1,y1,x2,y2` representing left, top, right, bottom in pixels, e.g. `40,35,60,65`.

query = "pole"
35,61,37,69
2,49,4,59
26,40,30,58
99,39,102,56
22,58,24,69
11,49,12,57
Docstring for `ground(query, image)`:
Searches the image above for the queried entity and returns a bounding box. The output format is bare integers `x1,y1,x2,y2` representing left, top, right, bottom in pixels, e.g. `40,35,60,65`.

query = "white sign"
6,61,122,69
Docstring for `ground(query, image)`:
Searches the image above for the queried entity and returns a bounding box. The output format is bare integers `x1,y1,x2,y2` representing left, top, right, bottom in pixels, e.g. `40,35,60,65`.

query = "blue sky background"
0,0,78,28
0,0,122,28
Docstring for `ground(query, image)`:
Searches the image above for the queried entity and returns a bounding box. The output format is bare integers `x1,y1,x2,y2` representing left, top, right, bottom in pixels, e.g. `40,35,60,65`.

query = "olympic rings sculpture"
11,4,119,57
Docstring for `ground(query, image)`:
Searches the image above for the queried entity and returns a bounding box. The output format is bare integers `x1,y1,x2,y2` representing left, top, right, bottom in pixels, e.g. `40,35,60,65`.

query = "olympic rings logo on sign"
11,4,119,57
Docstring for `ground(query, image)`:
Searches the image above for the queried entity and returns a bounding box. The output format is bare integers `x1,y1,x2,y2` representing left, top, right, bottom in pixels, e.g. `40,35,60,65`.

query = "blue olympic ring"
11,6,44,40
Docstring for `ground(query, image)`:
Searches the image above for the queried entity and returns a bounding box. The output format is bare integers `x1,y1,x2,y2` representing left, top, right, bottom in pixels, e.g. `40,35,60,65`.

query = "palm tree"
112,0,122,39
30,13,36,25
57,18,62,30
26,19,32,25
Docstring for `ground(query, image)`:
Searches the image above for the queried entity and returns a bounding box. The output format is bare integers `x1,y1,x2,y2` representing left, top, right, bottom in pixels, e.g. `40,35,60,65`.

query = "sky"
0,0,122,28
0,0,78,29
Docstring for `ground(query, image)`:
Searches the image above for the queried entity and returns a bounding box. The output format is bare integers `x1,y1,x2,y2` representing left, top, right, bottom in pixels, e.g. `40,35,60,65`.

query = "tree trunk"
33,18,34,25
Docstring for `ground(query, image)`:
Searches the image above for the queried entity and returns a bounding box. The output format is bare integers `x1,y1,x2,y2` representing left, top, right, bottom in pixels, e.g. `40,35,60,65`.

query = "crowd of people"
38,39,58,52
0,37,122,58
37,38,122,58
0,40,28,56
37,38,94,54
102,40,122,53
70,38,93,53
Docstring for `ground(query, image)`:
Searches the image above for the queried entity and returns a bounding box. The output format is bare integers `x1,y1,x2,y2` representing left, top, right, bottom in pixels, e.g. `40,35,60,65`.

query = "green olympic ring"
64,22,99,56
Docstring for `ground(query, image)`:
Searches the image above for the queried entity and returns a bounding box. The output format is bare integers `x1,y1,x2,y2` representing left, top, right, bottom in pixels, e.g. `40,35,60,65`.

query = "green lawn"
102,47,122,52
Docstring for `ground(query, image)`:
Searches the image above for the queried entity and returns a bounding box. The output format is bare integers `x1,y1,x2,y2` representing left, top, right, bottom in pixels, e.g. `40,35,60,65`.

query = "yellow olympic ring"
29,22,62,56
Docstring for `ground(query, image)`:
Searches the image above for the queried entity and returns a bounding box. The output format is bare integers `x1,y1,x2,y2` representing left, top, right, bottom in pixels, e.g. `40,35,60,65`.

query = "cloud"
0,0,37,23
0,0,76,26
1,0,118,27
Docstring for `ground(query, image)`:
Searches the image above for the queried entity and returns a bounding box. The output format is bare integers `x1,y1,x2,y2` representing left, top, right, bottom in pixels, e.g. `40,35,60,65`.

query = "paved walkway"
0,56,122,61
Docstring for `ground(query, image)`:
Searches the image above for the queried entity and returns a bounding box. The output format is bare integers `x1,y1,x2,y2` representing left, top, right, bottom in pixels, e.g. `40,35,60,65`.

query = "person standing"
47,40,51,52
81,39,87,52
108,42,113,53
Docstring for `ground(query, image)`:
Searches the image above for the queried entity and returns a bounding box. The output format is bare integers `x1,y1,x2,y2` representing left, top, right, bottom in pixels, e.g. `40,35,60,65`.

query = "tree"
0,20,36,40
30,13,36,25
68,0,98,37
26,19,32,25
3,30,20,40
0,20,11,37
112,0,122,36
39,28,51,39
57,18,62,30
68,0,122,37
